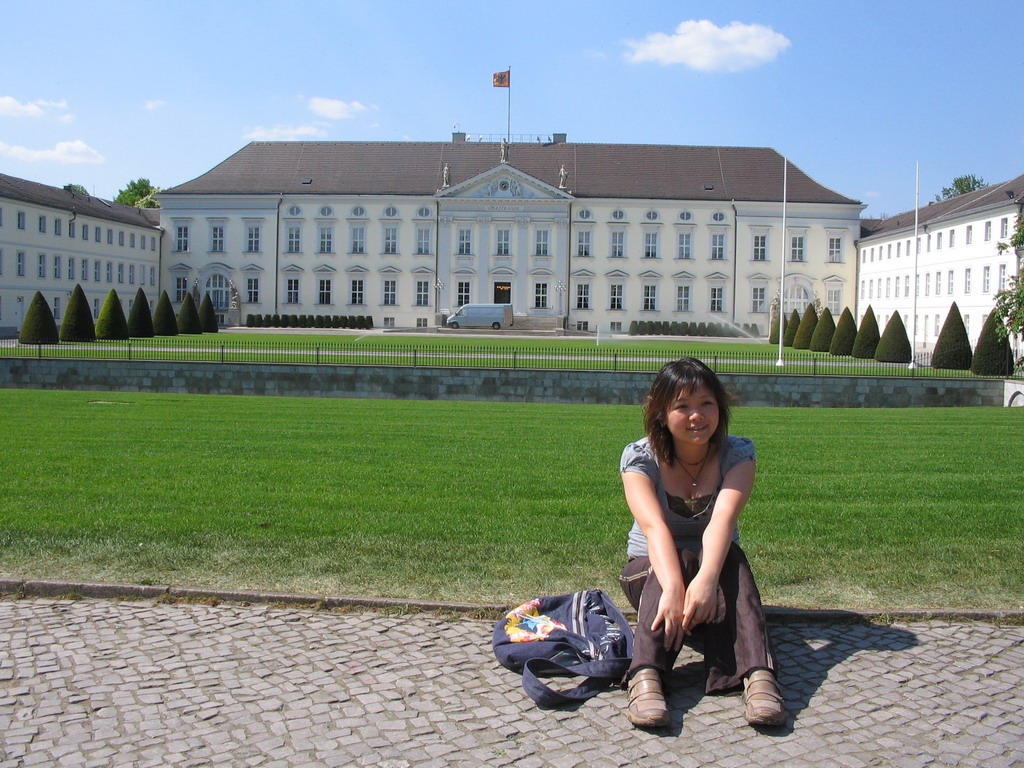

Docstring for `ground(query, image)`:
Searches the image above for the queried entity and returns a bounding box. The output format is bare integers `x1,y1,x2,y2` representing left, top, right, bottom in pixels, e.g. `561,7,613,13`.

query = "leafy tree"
809,307,836,352
19,292,59,344
96,290,130,340
971,311,1013,376
177,293,203,334
782,309,800,347
874,313,911,363
851,306,880,359
199,293,219,333
153,291,178,336
829,308,858,356
930,303,972,370
114,177,160,208
127,287,155,338
934,174,986,202
63,183,89,196
60,284,96,342
792,304,818,349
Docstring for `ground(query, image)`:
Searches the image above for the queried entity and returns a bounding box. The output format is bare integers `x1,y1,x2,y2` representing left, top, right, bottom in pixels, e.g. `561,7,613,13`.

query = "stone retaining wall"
0,357,1012,406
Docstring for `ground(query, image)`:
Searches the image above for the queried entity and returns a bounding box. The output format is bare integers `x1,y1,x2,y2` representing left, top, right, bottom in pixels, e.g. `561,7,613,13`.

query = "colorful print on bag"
504,599,568,643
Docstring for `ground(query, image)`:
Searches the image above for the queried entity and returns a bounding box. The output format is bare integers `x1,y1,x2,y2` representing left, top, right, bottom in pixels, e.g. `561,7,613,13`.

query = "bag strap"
521,656,632,707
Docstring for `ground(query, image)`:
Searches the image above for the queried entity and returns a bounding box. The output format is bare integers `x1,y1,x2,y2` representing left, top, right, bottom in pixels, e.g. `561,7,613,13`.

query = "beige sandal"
743,669,786,726
626,668,670,728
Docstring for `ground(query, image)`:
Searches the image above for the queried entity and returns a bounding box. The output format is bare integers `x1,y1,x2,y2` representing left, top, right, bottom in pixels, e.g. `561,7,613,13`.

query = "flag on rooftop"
492,70,510,87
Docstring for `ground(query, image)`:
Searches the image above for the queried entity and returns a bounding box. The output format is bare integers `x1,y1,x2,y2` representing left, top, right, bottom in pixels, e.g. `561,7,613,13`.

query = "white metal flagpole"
909,162,920,370
776,156,788,367
506,66,511,142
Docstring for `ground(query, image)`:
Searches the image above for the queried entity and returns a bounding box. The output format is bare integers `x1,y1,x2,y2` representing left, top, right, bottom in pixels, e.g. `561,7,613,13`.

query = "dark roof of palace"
161,141,860,205
861,171,1024,240
0,174,161,229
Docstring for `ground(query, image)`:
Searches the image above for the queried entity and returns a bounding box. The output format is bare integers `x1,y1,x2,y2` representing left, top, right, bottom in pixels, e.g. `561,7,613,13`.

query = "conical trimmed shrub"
768,311,780,345
830,308,857,356
199,293,219,333
177,293,202,334
971,311,1014,376
851,306,880,359
875,313,912,363
931,302,972,370
60,284,96,342
127,287,154,338
19,291,59,344
782,309,800,347
153,291,178,336
96,290,130,340
792,304,818,349
809,308,836,352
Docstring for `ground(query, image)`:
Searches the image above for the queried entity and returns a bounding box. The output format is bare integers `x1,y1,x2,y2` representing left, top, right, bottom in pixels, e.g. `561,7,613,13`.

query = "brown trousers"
619,542,777,694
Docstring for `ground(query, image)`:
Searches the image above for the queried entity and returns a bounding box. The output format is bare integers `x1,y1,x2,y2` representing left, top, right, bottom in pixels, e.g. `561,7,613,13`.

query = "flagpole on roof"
909,162,920,370
506,66,511,142
776,156,788,367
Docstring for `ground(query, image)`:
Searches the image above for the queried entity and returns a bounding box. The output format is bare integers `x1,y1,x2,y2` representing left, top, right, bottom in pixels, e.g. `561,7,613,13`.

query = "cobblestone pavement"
1,597,1023,768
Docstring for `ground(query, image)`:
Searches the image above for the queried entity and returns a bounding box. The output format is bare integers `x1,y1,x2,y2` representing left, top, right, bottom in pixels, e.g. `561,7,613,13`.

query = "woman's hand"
651,583,687,651
681,572,718,631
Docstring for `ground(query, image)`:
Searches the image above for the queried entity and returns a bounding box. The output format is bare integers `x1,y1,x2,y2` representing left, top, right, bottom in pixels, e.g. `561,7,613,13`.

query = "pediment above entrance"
437,164,572,201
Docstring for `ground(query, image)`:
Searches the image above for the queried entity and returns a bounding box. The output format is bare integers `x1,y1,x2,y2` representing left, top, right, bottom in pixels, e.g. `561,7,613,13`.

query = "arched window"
784,283,811,315
206,274,230,310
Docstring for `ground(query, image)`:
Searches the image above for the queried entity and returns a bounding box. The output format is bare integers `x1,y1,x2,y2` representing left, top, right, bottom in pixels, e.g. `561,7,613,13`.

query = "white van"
445,304,514,330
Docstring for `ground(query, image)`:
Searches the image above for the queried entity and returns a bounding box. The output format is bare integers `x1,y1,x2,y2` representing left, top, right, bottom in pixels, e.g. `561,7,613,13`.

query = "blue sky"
2,0,1021,218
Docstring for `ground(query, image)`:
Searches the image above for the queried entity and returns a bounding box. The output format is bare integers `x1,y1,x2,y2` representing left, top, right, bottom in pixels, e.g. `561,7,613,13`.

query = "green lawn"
1,389,1021,611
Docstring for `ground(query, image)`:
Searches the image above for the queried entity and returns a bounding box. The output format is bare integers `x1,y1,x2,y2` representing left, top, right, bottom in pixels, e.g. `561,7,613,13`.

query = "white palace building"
154,133,864,334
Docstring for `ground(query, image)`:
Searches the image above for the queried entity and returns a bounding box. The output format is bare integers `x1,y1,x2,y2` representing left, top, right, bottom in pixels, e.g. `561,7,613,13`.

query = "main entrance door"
493,281,511,304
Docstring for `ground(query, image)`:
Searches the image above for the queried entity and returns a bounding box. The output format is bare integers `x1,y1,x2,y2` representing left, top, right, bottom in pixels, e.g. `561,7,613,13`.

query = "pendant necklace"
679,446,711,488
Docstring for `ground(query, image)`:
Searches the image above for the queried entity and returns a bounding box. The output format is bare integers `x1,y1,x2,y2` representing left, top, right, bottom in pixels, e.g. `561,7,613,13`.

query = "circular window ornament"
712,211,726,222
498,180,510,191
645,210,659,221
319,206,333,217
288,206,301,216
417,206,432,217
679,211,692,222
578,209,592,220
612,209,626,220
351,206,365,217
385,206,398,217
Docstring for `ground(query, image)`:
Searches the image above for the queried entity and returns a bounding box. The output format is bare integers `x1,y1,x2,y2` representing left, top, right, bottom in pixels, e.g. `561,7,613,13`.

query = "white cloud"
58,113,76,124
0,139,105,164
145,100,167,111
308,97,367,120
0,96,69,118
625,20,790,72
243,124,328,141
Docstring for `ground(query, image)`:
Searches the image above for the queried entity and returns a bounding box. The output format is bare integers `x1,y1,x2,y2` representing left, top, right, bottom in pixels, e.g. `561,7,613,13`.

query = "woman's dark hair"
643,358,730,465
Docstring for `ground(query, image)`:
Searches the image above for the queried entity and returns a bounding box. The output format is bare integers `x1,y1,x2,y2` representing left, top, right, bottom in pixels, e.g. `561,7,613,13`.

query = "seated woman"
619,358,785,728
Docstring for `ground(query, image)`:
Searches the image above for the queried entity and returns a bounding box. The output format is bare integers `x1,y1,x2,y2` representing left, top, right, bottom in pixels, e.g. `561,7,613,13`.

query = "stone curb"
2,577,1022,624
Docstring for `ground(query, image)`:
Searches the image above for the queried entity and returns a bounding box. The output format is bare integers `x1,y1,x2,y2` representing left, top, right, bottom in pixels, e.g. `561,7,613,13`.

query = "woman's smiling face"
665,384,720,449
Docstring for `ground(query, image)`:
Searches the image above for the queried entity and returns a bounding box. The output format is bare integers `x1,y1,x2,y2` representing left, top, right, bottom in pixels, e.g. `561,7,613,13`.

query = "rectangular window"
924,274,929,297
82,224,88,240
383,226,398,254
609,283,623,310
117,263,124,284
610,231,624,258
129,264,136,285
415,280,430,306
118,231,125,247
18,211,26,229
948,271,954,295
319,225,334,253
53,297,60,320
966,225,973,245
534,282,549,309
711,233,726,260
936,232,943,249
999,264,1007,291
39,215,47,233
175,225,189,252
351,226,366,254
935,271,942,295
983,265,991,293
885,277,891,298
710,286,724,312
67,258,74,280
457,281,470,306
982,221,990,241
535,229,549,256
676,285,691,312
286,225,301,253
964,268,972,294
94,260,101,282
286,278,300,304
17,251,26,277
677,231,692,260
827,288,841,315
457,228,472,255
576,283,590,310
828,237,843,263
246,225,261,252
175,277,188,302
38,254,46,278
81,259,88,281
416,227,432,255
53,255,61,279
211,225,224,252
129,233,136,248
93,298,99,319
904,275,910,297
576,230,590,257
643,231,658,259
1000,218,1009,239
68,221,75,238
751,286,766,313
752,234,767,261
95,227,101,243
318,279,333,305
55,218,63,236
790,235,805,262
350,278,364,305
383,279,397,305
247,277,260,304
642,285,657,311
